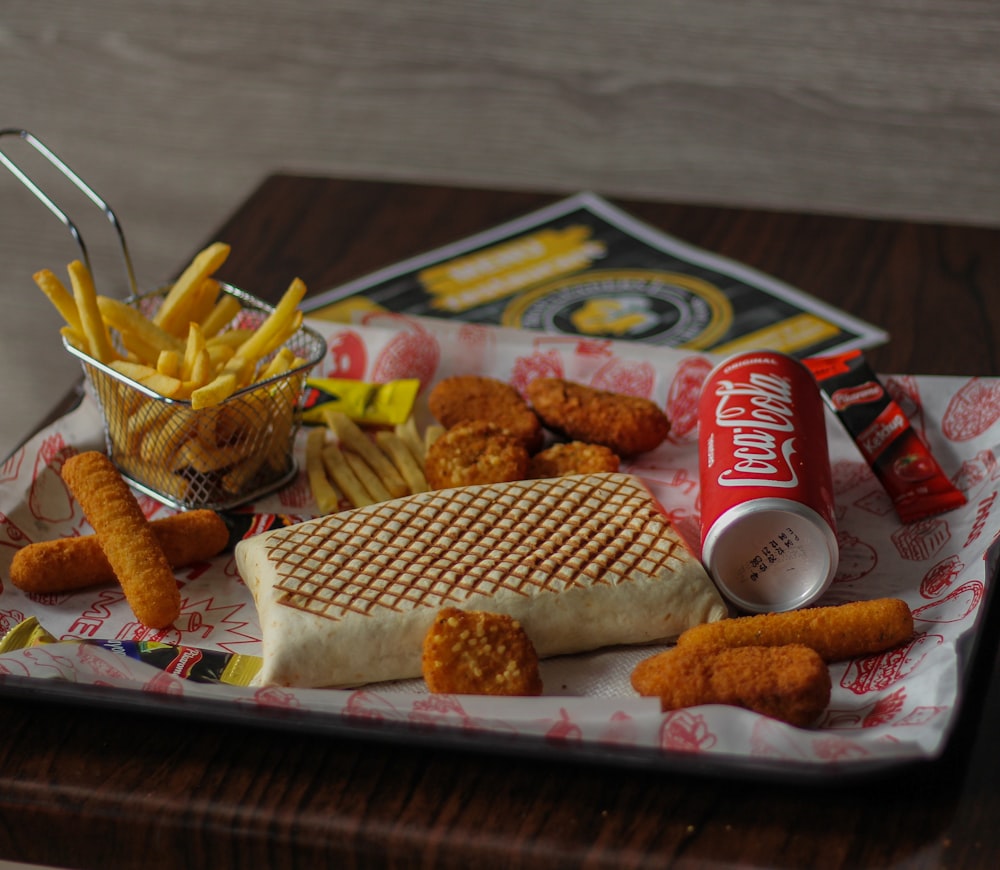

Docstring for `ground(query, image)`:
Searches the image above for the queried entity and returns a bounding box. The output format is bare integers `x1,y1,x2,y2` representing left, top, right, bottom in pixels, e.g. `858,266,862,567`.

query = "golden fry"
199,292,242,338
375,430,428,493
60,451,180,628
97,295,184,363
321,443,376,508
33,269,83,334
68,260,116,363
156,349,181,378
305,427,342,514
342,450,393,503
323,410,408,498
394,416,425,466
154,242,231,336
191,371,238,410
232,279,307,366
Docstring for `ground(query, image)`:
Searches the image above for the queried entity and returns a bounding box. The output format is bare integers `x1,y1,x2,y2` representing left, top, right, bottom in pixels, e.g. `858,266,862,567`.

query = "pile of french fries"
35,242,317,505
306,410,444,514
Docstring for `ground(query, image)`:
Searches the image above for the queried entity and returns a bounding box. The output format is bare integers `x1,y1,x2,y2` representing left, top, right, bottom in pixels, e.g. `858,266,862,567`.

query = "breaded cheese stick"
631,644,831,728
60,451,180,628
10,510,229,595
675,598,914,663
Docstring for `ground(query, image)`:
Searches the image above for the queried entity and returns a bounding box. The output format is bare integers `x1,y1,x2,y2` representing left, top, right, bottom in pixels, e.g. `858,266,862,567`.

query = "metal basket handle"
0,127,138,296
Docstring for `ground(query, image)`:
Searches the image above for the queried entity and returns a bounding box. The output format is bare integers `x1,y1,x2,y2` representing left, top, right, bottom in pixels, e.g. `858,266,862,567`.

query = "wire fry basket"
66,284,325,510
2,128,326,510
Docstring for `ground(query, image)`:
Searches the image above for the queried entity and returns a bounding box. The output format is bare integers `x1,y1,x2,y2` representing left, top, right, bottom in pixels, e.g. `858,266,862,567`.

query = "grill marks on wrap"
266,475,685,622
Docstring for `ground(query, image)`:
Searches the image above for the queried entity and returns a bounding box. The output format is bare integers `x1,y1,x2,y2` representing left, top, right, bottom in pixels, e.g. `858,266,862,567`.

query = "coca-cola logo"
712,371,799,489
830,382,883,410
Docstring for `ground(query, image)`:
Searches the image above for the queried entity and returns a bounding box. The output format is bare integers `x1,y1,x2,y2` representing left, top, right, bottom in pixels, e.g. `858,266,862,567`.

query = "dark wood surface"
2,176,1000,869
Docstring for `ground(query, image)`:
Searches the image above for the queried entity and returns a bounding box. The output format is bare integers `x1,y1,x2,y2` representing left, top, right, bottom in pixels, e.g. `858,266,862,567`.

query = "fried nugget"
675,598,914,663
428,376,543,451
10,510,229,595
631,644,831,728
60,451,180,628
424,420,529,489
526,378,670,456
422,607,543,696
527,441,620,479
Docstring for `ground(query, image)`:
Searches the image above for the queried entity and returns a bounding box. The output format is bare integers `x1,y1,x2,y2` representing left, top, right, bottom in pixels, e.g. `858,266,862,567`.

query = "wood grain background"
2,0,998,453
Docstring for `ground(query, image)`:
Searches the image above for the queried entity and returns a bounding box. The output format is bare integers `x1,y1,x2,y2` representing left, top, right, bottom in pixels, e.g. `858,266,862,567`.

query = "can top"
701,498,838,613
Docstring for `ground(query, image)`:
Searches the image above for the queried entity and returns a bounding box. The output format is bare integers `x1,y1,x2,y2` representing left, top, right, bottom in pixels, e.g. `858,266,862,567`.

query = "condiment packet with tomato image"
805,351,966,524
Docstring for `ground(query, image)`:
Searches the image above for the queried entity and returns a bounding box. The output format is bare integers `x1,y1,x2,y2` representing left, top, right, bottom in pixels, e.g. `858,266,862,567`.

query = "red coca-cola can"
698,350,838,613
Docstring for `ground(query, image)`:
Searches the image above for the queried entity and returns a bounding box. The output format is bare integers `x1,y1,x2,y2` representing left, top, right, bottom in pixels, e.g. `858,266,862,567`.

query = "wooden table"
2,176,1000,869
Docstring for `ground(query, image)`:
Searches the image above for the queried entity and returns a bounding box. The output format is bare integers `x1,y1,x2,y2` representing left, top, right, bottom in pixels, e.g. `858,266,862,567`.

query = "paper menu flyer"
303,192,888,360
1,315,997,777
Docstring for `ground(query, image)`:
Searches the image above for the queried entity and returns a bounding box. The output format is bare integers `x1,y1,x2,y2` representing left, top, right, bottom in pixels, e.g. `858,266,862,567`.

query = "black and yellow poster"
304,193,886,357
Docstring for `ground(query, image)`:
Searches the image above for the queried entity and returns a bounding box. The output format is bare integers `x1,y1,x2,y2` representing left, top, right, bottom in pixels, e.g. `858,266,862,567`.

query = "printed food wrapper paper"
2,313,998,775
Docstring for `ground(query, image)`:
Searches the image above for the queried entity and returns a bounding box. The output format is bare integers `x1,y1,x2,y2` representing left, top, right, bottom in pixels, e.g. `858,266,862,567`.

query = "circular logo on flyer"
500,269,732,348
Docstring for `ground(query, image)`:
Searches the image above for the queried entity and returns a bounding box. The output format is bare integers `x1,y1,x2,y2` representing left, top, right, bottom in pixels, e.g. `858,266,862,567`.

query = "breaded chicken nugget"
429,375,543,451
424,420,529,489
527,441,620,479
675,598,914,663
526,378,670,456
10,509,229,594
631,644,831,728
422,607,543,696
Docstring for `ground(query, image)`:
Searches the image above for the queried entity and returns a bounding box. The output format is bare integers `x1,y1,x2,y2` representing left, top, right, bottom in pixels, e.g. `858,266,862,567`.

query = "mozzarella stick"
60,451,181,628
631,644,831,728
674,598,914,663
10,510,229,595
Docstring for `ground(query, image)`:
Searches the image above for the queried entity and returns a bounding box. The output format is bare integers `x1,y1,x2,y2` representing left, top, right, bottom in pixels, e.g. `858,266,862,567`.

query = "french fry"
424,423,445,452
187,277,222,327
97,295,184,362
231,278,307,367
60,451,180,628
68,260,116,363
59,325,87,351
305,427,342,514
375,430,428,493
110,360,183,397
342,450,393,503
33,269,83,334
321,442,376,508
200,292,243,338
394,416,425,467
260,347,297,380
323,410,408,498
157,349,181,378
191,371,238,410
154,242,231,336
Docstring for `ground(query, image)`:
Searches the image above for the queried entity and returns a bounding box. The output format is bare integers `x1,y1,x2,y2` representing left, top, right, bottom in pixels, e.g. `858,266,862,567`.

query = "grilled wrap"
237,473,726,687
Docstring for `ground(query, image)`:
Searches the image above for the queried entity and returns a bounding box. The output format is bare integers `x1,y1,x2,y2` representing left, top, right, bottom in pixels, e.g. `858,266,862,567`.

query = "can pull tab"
0,127,138,298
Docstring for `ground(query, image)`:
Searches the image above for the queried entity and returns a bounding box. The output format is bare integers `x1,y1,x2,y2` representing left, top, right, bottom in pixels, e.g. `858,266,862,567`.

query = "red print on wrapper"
368,316,440,386
1,448,24,484
942,378,1000,442
510,349,564,394
912,581,983,624
666,355,713,442
659,710,717,753
841,634,942,695
920,554,965,598
455,323,496,374
833,531,878,584
324,330,367,379
590,357,656,398
28,435,75,524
